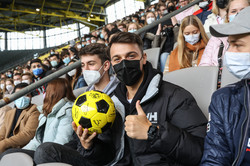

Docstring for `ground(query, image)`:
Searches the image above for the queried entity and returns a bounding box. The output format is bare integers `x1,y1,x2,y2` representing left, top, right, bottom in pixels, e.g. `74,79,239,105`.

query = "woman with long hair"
66,59,86,90
164,15,209,72
0,78,76,159
199,0,250,66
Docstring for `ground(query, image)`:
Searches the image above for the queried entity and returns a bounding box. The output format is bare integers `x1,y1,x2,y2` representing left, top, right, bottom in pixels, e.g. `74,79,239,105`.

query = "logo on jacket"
147,112,157,124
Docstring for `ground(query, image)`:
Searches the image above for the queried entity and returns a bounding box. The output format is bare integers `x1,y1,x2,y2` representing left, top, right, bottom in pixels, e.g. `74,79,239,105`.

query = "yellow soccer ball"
72,90,116,134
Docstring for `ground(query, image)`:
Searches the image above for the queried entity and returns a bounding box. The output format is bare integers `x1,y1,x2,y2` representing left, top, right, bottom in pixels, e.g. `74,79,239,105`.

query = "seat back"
73,86,88,98
144,47,161,69
0,152,33,166
163,66,219,119
31,93,44,106
220,66,240,87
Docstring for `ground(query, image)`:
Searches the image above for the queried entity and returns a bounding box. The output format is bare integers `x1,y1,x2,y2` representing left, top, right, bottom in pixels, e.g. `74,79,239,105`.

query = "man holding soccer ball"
107,32,207,165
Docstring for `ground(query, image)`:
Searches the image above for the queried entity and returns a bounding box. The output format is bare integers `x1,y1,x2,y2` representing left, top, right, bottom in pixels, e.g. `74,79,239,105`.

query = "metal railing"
0,0,202,108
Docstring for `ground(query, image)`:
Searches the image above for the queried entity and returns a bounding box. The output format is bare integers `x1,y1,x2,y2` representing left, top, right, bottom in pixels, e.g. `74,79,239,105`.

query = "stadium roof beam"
0,7,104,22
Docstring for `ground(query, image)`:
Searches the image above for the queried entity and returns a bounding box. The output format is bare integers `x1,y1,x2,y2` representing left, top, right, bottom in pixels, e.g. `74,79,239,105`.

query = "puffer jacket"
201,79,250,166
23,98,74,151
111,62,207,166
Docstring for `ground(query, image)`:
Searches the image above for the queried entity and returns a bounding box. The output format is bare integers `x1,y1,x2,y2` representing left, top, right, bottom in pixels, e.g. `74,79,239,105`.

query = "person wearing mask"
194,0,213,24
199,0,250,66
5,71,13,79
164,15,209,72
66,59,87,90
131,14,140,24
3,78,14,97
0,78,76,161
30,59,51,95
13,73,22,86
200,6,250,165
30,43,120,166
68,47,78,60
140,11,159,50
127,22,140,33
100,27,109,41
117,23,127,32
157,3,168,19
0,83,39,154
203,0,228,33
21,72,33,85
49,53,64,71
42,59,52,71
60,49,71,66
90,36,97,44
106,32,206,165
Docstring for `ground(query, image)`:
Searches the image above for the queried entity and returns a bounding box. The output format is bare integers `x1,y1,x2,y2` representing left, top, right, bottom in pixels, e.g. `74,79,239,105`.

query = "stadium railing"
0,0,203,108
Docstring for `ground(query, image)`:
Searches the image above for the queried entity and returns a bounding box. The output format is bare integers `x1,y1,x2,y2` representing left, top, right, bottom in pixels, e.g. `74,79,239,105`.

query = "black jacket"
112,62,207,166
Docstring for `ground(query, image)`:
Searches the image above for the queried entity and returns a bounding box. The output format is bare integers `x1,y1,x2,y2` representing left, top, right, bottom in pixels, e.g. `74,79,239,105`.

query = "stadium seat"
220,66,240,87
31,93,44,106
144,47,161,69
73,86,88,97
0,152,33,166
37,163,72,166
163,66,219,119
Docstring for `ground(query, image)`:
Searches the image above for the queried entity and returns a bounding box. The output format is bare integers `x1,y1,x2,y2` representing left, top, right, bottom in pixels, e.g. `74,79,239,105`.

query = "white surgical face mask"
68,69,76,77
0,84,4,90
128,29,137,33
15,96,30,109
6,85,14,93
22,80,31,84
184,33,200,45
77,45,81,49
83,63,105,86
224,51,250,79
14,80,21,86
199,1,209,8
229,14,237,23
147,17,155,24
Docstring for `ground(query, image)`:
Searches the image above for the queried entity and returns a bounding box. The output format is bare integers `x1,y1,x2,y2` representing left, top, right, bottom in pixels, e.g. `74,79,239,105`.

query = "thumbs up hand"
125,100,152,140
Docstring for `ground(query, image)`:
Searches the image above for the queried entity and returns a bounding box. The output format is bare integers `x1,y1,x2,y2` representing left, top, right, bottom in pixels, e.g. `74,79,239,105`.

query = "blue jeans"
160,52,169,72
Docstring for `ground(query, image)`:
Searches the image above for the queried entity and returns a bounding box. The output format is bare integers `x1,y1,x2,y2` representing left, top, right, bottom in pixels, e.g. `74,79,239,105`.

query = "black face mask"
140,20,145,25
216,0,228,9
113,59,142,86
168,6,175,13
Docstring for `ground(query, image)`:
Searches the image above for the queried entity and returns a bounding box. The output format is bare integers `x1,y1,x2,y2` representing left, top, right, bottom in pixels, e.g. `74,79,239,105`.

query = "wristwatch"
147,124,158,141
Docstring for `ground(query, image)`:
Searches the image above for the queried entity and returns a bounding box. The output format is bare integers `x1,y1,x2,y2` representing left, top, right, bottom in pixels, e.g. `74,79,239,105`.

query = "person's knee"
34,142,56,163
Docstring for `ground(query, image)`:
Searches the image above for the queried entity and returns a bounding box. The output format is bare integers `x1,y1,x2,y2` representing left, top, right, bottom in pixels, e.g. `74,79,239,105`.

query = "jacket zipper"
232,80,250,166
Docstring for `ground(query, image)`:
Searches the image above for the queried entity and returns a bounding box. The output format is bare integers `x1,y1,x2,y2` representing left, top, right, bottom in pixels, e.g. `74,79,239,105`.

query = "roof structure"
0,0,117,32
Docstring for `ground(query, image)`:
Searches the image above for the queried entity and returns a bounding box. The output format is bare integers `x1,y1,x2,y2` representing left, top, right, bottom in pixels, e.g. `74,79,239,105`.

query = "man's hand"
125,100,152,140
72,122,97,149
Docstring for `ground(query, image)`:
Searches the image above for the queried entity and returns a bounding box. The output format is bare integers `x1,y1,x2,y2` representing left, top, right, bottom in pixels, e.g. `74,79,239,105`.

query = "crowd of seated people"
0,0,249,165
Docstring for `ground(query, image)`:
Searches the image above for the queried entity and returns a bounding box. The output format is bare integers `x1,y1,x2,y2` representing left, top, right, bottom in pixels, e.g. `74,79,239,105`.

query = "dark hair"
78,43,110,63
13,83,29,93
30,59,42,66
13,73,22,77
43,78,75,116
49,53,60,59
60,49,70,59
107,28,121,42
69,47,77,54
107,32,143,58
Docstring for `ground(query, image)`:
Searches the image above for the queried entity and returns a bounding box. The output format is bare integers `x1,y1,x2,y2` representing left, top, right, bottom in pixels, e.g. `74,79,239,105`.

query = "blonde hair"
225,0,250,23
127,22,141,31
177,15,209,68
145,12,156,26
212,0,220,15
